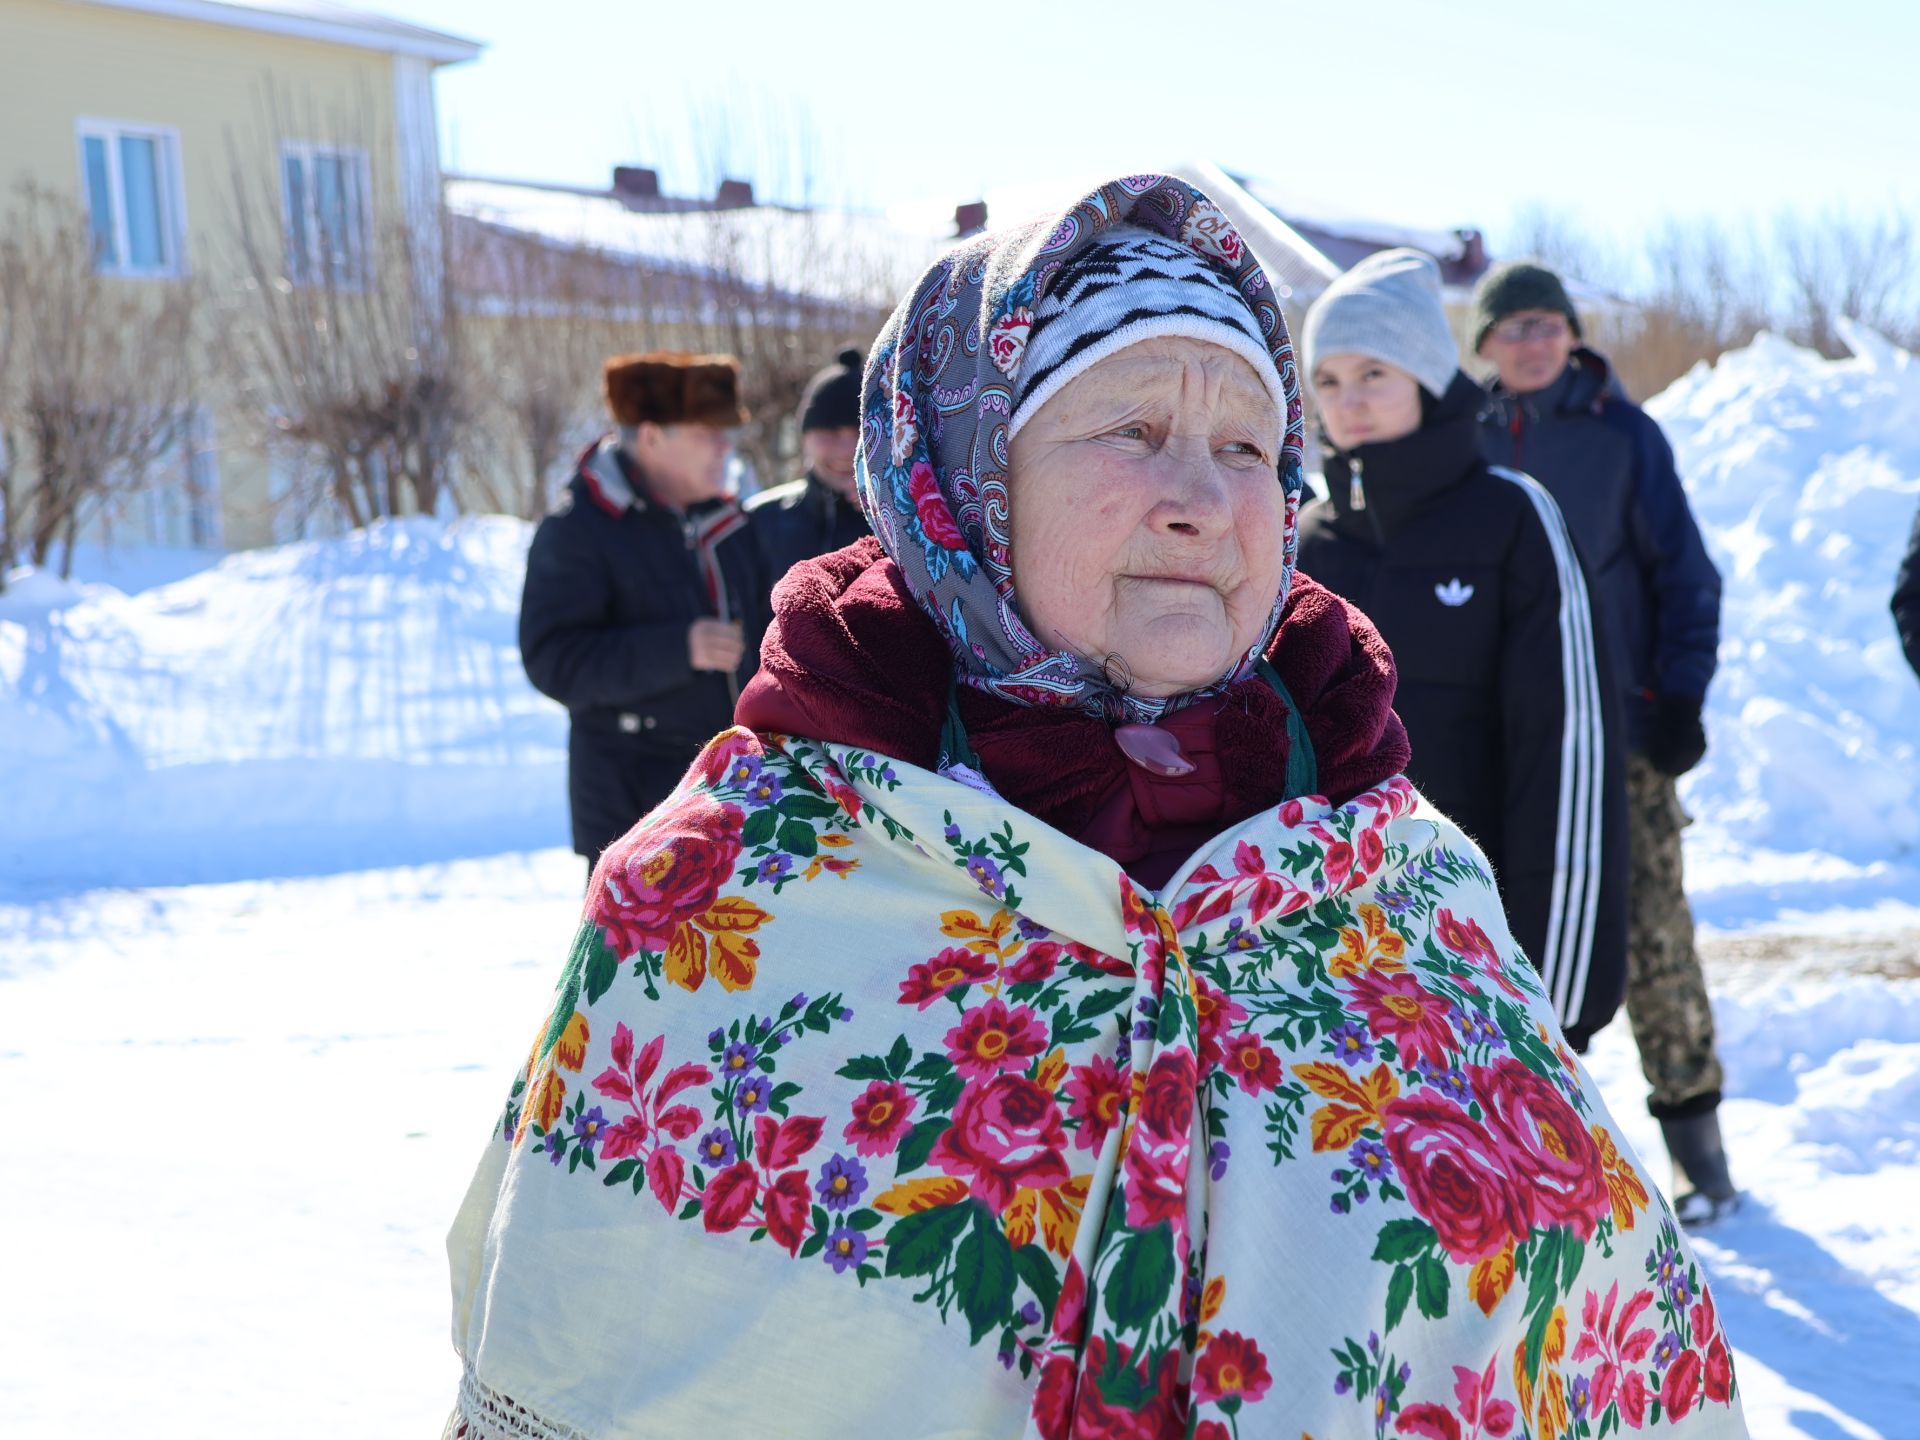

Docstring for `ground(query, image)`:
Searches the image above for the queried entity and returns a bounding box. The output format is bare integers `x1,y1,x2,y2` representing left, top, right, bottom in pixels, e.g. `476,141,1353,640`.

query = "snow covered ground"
3,329,1919,1434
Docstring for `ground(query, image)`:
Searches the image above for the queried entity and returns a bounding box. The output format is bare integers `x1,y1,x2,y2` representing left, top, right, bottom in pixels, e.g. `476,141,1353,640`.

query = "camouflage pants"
1625,753,1725,1115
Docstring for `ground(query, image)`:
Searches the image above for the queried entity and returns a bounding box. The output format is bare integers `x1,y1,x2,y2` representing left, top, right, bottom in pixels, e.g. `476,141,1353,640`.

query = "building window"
282,143,371,288
76,119,186,277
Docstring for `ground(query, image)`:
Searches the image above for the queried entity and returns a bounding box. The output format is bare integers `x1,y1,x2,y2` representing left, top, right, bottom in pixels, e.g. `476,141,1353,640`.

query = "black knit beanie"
798,347,863,432
1472,261,1582,351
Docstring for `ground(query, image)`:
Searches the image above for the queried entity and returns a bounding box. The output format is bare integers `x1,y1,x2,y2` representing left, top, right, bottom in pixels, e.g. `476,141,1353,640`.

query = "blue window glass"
82,135,117,266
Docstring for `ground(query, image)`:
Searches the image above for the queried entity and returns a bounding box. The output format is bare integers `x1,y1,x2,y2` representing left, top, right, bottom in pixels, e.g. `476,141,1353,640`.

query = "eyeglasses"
1487,314,1571,344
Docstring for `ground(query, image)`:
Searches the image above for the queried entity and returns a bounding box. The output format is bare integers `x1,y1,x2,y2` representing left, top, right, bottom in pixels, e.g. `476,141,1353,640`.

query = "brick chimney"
954,200,988,237
715,178,755,210
613,166,660,200
1457,228,1486,275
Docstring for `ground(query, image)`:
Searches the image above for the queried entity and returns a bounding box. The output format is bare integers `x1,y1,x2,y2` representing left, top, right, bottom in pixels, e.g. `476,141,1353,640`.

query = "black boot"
1659,1110,1741,1229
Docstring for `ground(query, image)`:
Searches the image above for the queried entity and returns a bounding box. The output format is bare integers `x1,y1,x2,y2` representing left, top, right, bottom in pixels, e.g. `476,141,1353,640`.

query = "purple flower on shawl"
1376,889,1415,914
839,1007,855,1022
823,1226,869,1274
1459,1007,1506,1049
1016,917,1050,941
790,992,809,1010
544,1137,566,1165
757,853,793,883
1018,1301,1042,1326
696,1127,736,1168
721,1040,758,1076
816,1154,869,1211
1348,1138,1392,1181
1209,1139,1232,1181
1653,1331,1682,1371
1668,1270,1694,1309
746,771,783,807
1327,1022,1375,1066
707,1026,726,1050
965,855,1005,898
733,1075,772,1115
943,821,962,844
1416,1061,1472,1105
572,1107,609,1151
725,755,763,789
1571,1374,1592,1420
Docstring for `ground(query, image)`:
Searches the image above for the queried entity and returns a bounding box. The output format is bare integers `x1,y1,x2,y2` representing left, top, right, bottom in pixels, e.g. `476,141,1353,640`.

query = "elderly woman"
447,178,1745,1439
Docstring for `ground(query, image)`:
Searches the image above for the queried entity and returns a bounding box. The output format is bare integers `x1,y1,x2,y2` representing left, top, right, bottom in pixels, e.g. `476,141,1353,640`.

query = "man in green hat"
1475,260,1737,1227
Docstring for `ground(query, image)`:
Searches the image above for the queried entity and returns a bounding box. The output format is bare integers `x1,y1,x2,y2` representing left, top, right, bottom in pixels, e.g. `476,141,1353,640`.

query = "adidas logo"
1434,579,1475,607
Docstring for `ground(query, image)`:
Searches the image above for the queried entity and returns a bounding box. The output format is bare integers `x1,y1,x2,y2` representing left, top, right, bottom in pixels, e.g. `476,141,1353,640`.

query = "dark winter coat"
1894,502,1920,680
743,472,870,628
1298,372,1628,1048
1479,348,1721,749
520,440,770,859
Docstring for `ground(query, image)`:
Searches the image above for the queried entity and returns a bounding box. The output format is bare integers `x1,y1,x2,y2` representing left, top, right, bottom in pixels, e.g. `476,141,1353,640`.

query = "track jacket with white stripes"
1298,371,1628,1048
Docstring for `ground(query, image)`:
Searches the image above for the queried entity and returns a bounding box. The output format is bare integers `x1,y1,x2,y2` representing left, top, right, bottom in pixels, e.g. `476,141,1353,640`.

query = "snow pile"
1648,322,1920,926
0,517,567,890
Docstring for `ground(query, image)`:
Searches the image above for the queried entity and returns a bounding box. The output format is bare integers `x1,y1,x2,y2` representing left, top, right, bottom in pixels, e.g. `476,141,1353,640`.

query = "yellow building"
0,0,479,551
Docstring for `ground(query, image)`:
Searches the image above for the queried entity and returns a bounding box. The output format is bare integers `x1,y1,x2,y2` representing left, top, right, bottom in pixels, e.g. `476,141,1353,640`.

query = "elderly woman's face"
1009,337,1287,699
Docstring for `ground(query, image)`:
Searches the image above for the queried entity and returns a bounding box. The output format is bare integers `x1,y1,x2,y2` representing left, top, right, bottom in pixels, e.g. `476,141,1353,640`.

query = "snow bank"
0,517,567,891
1649,321,1920,925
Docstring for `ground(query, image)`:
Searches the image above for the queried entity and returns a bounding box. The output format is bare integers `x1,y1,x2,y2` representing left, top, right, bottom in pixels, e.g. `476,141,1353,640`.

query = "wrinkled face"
1478,307,1577,395
634,421,733,504
1008,336,1287,700
803,425,860,496
1311,353,1424,451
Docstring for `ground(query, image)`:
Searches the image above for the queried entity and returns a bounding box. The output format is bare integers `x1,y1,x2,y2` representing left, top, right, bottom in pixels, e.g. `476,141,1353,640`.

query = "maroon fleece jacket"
737,539,1409,887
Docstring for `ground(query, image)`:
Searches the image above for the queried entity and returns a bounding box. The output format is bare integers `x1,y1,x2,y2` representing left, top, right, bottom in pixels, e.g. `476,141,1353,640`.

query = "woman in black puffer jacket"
1296,249,1627,1051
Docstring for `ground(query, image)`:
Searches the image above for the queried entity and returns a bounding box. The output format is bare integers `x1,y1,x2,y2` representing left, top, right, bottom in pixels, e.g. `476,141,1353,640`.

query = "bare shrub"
0,183,199,584
211,86,463,533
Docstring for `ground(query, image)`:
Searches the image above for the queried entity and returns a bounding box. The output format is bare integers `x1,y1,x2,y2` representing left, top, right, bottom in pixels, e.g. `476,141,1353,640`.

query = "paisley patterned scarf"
855,175,1307,725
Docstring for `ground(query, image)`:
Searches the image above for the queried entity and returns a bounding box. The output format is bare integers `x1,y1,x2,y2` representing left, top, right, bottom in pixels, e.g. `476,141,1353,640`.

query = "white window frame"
74,116,189,279
280,141,374,289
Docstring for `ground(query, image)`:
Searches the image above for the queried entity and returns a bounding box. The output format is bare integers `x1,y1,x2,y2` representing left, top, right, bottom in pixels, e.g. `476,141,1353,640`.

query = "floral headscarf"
855,174,1307,725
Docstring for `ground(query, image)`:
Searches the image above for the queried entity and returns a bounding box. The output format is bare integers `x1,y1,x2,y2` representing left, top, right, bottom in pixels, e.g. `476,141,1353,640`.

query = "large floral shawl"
446,730,1747,1438
855,174,1308,725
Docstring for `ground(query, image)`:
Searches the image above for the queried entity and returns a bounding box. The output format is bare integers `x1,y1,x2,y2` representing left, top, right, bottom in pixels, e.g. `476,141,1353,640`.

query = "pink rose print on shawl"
1475,1057,1607,1237
1437,907,1528,1000
1050,1335,1184,1440
1381,1096,1530,1264
908,461,968,551
930,1073,1070,1213
898,946,996,1009
593,794,744,955
843,1079,916,1156
989,305,1033,376
1192,1329,1273,1408
589,1024,714,1211
1171,840,1308,930
1345,968,1457,1070
1394,1354,1517,1439
945,998,1049,1080
1063,1053,1128,1152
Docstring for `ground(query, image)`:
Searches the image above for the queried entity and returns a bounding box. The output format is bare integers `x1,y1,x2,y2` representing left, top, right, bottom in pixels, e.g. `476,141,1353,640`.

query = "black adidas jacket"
520,440,770,859
1298,374,1627,1048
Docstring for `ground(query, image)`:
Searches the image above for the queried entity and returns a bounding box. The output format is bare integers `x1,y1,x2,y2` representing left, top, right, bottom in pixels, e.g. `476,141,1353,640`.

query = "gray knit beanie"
1472,260,1582,351
1301,248,1460,399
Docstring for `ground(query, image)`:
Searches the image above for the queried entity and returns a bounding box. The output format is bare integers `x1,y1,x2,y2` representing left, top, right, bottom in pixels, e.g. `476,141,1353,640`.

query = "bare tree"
211,86,464,533
453,220,627,519
1777,209,1920,357
0,184,199,586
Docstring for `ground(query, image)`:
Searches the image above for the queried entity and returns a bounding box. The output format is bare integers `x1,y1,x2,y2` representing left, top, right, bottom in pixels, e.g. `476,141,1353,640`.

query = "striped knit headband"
1010,224,1287,439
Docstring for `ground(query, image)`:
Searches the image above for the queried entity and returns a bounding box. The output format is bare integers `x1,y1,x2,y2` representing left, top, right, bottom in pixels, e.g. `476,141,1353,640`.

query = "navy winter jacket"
1479,349,1721,749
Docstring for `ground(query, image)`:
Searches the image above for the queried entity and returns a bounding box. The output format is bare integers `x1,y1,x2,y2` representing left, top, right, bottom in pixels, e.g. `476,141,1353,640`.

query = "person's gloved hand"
1644,694,1708,776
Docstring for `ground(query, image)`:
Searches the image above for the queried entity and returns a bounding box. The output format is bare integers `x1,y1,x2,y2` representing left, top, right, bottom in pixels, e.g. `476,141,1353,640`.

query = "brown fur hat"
603,352,749,428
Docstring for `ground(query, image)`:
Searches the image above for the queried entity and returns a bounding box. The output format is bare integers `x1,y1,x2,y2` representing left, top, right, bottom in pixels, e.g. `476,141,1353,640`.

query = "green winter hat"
1472,261,1582,351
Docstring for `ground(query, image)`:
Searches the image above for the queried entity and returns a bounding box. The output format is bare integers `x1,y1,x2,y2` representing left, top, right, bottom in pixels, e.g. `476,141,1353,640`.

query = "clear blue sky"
382,0,1920,251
